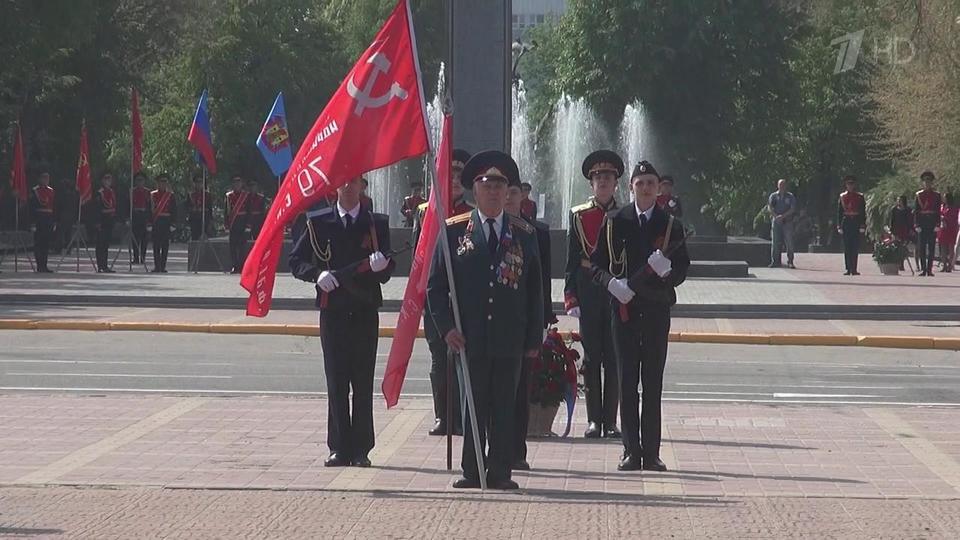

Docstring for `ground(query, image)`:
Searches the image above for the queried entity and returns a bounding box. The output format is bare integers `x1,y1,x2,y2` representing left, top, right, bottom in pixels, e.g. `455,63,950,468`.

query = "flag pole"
14,199,20,272
129,135,135,272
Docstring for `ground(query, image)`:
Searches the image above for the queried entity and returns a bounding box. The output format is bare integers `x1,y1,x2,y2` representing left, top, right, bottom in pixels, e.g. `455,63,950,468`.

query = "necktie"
639,213,648,227
344,214,353,229
486,218,498,257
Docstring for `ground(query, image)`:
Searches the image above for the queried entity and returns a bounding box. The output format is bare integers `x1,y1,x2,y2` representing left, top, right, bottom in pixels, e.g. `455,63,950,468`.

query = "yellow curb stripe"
16,397,207,485
857,336,936,349
679,332,770,345
325,408,428,491
864,409,960,492
0,319,953,350
769,334,859,347
933,338,960,351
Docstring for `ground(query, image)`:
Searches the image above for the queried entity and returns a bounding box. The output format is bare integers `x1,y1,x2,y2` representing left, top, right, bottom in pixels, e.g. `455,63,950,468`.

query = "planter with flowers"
528,328,581,437
873,235,906,275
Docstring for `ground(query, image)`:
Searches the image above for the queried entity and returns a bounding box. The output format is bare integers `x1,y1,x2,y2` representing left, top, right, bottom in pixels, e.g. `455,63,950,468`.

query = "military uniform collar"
591,196,617,211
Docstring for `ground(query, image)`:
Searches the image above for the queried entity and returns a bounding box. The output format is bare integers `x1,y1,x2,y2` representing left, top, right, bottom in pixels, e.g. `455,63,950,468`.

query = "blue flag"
255,92,293,177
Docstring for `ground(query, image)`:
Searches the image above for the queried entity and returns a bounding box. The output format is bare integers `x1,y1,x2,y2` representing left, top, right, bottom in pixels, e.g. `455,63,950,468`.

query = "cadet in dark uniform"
93,172,118,273
505,177,554,471
289,176,395,468
427,150,544,490
150,174,177,273
413,148,472,436
130,172,151,264
225,175,249,273
29,172,56,273
656,175,683,218
186,174,213,241
590,160,690,472
837,175,866,276
566,150,622,439
914,171,943,276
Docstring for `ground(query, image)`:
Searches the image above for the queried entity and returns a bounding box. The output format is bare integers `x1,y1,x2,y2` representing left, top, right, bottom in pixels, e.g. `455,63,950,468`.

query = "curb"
0,319,957,350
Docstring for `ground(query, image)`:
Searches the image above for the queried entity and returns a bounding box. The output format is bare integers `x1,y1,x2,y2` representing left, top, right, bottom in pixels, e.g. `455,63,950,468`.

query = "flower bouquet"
528,328,581,437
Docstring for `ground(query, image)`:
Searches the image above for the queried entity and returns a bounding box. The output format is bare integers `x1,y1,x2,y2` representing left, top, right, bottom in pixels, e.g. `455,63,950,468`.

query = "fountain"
548,94,611,229
511,80,538,210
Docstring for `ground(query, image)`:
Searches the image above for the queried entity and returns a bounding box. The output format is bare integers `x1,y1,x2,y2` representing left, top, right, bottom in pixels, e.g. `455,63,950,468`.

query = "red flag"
10,122,26,202
240,0,430,317
76,122,92,204
382,113,452,408
131,88,143,174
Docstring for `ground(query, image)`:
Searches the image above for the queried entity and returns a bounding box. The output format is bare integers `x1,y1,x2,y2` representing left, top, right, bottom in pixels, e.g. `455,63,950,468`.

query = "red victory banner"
131,88,143,174
76,122,92,204
381,112,452,408
10,121,26,202
240,0,431,317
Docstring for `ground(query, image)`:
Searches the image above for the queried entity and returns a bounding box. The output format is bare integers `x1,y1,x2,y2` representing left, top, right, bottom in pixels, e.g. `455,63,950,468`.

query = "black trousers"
229,223,248,270
458,352,521,482
427,334,461,426
918,227,936,273
612,309,670,459
55,220,73,253
95,217,114,270
33,218,54,270
513,356,531,462
580,301,619,428
319,309,379,459
152,219,171,270
131,212,148,263
189,212,203,241
841,221,860,272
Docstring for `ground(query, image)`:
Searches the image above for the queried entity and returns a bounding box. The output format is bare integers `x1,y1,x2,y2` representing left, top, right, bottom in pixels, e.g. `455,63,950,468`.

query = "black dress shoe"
512,460,531,471
617,454,642,471
851,271,860,276
323,453,349,467
452,477,481,489
102,268,116,274
642,456,668,472
487,478,519,490
428,419,446,436
584,422,601,438
602,426,621,439
151,268,161,273
352,455,371,467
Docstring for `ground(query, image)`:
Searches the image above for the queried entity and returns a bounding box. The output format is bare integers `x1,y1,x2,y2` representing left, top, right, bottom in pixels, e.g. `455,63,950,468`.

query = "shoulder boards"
445,211,472,226
306,207,333,219
508,214,534,233
915,190,925,196
417,201,429,212
570,202,593,214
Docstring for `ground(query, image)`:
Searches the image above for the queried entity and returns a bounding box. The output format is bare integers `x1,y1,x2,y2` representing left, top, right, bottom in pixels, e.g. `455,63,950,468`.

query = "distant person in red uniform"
359,177,374,212
400,182,425,227
914,171,943,276
937,192,958,273
656,175,683,219
520,182,537,220
837,175,866,276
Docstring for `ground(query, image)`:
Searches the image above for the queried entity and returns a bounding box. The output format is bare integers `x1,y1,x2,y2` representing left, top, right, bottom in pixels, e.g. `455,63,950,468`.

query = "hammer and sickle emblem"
346,52,409,116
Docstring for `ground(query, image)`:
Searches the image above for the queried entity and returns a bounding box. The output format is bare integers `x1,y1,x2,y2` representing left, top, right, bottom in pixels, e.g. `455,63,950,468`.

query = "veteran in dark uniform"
505,176,554,471
427,150,544,490
29,172,57,273
590,160,690,472
93,172,118,273
290,176,395,468
836,175,866,276
914,171,943,276
413,148,472,436
565,150,623,439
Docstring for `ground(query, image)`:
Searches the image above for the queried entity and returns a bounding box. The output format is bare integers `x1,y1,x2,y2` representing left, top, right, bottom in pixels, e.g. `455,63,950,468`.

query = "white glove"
648,249,672,277
607,278,635,304
369,251,388,272
316,270,339,292
566,307,581,318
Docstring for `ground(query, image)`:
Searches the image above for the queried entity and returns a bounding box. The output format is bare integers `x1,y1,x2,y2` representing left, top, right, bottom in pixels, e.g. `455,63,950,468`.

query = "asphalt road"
0,331,958,405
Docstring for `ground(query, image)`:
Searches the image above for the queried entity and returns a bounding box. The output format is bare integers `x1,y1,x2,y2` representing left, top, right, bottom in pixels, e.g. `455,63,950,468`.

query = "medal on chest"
496,226,523,290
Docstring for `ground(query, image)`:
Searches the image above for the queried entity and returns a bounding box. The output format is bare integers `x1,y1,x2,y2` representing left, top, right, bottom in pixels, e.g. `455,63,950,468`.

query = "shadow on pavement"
369,488,735,507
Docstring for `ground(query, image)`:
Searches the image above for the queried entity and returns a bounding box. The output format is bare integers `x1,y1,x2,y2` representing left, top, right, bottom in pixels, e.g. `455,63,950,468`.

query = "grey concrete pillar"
449,0,512,154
